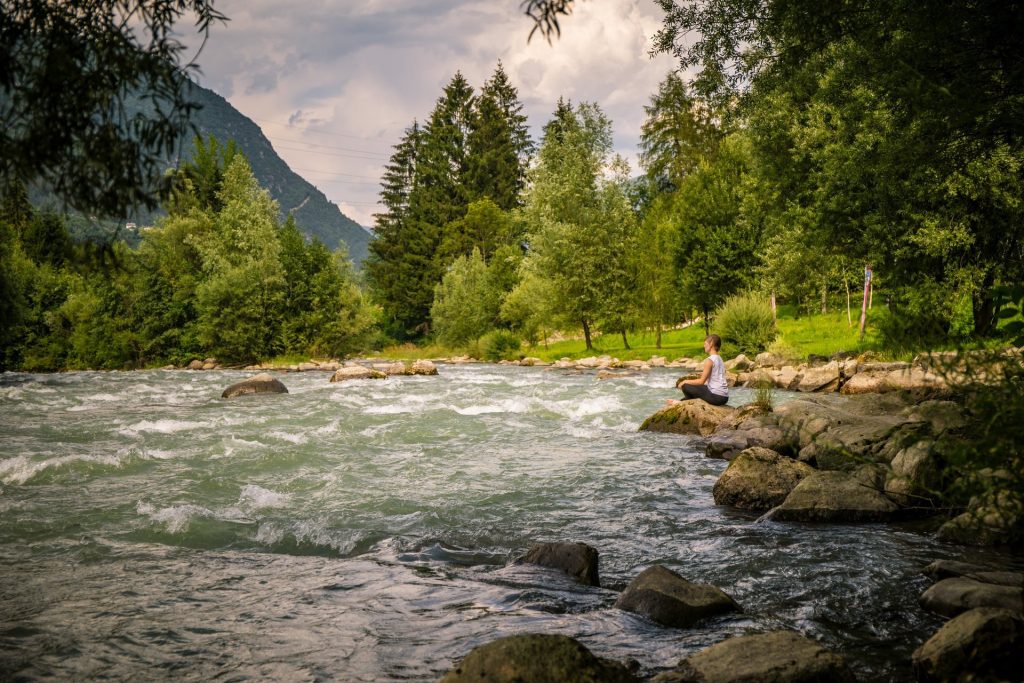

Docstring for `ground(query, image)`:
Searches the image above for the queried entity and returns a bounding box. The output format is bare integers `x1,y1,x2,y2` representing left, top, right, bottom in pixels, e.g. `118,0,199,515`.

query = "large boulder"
221,373,288,399
919,577,1024,618
912,608,1024,683
614,565,740,628
765,470,900,522
411,359,439,375
774,394,908,470
884,438,942,505
521,541,600,587
652,630,855,683
639,401,735,437
937,481,1024,546
440,634,639,683
713,447,815,510
922,560,1024,587
329,365,386,382
795,363,841,393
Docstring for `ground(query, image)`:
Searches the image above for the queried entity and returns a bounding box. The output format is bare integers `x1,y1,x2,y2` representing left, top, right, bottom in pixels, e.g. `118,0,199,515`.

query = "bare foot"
664,399,680,407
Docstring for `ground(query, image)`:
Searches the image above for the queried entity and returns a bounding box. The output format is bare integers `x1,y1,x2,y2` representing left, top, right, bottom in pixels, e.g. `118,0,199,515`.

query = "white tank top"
707,354,728,396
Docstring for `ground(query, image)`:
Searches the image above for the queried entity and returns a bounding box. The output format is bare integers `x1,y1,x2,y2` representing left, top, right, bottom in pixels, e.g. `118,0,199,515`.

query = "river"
0,365,1019,681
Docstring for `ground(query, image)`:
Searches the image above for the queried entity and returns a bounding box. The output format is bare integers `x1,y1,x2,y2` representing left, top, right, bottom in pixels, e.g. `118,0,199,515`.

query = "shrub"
714,292,777,355
480,329,521,361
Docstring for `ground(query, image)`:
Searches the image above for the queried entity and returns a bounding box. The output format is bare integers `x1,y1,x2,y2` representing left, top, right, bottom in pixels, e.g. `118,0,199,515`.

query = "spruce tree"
466,62,533,211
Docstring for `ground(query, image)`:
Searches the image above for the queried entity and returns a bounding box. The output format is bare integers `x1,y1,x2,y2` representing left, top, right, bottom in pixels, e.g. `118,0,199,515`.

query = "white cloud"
187,0,679,226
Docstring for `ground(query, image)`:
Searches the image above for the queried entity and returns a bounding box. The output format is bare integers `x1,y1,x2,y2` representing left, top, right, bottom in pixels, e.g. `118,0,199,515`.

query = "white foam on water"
0,451,131,485
255,521,286,544
220,435,268,459
453,397,533,415
136,501,214,533
267,430,308,445
118,419,197,436
238,484,290,511
313,420,341,436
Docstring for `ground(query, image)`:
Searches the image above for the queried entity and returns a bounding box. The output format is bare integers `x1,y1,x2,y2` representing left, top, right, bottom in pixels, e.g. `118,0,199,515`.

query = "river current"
0,364,1020,681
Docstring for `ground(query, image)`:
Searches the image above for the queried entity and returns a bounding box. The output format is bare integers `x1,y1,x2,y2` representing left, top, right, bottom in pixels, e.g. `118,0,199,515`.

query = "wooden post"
859,265,872,341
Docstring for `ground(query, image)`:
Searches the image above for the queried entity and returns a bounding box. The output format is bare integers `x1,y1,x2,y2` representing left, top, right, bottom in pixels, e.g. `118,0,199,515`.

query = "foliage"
0,0,227,216
480,329,521,361
0,150,371,370
520,101,639,350
430,249,498,347
714,291,777,355
752,376,775,412
367,67,532,338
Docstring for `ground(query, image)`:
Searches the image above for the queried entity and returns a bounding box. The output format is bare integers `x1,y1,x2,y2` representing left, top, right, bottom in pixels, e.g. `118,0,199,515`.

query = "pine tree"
639,72,720,193
466,62,533,211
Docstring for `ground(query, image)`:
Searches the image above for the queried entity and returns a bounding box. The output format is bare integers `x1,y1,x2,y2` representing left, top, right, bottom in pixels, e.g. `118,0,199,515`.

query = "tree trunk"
655,323,662,349
845,278,852,326
821,285,827,314
702,305,710,335
973,271,997,336
582,319,593,350
859,268,871,341
770,290,777,320
621,329,631,350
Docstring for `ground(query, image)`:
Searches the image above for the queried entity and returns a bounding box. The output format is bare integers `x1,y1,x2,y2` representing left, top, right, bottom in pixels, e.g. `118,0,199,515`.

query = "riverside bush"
481,329,521,361
715,292,777,355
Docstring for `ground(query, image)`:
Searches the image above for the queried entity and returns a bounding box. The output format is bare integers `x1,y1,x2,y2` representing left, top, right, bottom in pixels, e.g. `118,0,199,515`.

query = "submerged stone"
521,541,600,587
615,565,739,628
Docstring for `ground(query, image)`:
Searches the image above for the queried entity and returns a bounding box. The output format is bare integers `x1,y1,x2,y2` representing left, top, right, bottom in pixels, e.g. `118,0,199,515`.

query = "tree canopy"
0,0,228,217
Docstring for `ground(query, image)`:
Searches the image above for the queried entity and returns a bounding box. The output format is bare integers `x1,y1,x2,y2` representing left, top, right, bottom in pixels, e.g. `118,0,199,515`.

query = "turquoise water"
0,365,1019,681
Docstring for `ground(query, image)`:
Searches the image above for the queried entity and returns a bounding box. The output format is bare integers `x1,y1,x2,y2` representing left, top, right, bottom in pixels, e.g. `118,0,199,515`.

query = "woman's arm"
683,359,712,386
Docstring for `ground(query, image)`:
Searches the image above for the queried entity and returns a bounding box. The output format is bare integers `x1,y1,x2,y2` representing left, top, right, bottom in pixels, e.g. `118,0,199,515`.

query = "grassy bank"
373,305,892,363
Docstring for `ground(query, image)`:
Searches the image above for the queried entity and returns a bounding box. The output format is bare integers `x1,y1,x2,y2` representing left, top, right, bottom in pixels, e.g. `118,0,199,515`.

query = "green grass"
366,301,1015,363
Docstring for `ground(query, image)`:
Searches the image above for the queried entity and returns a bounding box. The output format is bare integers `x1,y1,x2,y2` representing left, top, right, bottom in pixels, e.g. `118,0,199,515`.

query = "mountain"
177,82,372,264
27,81,373,265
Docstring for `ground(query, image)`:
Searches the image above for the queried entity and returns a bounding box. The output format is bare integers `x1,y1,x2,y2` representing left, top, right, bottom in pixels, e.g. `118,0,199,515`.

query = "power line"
252,116,397,144
289,166,381,180
266,134,390,157
274,143,389,160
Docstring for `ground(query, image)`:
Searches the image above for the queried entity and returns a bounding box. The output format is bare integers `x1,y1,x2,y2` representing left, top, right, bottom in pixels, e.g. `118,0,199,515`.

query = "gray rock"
614,565,740,628
713,447,815,510
937,486,1024,547
919,577,1023,617
922,560,1024,588
766,470,900,523
329,365,386,382
440,633,639,683
653,630,855,683
411,359,439,375
521,541,600,587
795,363,841,393
639,401,735,437
912,608,1023,683
221,373,288,399
706,431,749,460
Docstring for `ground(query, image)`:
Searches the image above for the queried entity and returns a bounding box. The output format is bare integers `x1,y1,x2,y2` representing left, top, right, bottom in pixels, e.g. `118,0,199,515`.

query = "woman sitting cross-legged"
666,334,729,407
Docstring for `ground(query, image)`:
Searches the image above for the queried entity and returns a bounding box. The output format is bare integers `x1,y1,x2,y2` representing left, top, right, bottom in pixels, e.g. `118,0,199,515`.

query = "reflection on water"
1,366,1020,681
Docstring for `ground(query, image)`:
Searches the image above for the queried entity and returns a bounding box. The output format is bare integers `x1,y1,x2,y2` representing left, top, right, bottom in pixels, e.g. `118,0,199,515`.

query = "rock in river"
221,373,288,399
615,565,739,628
764,470,900,522
652,630,855,683
713,447,815,510
912,607,1023,683
440,633,639,683
521,541,600,587
329,365,386,382
919,577,1024,618
639,401,734,437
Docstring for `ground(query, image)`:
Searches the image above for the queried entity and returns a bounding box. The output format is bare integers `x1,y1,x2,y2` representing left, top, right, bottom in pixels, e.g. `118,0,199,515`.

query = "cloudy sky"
186,1,679,227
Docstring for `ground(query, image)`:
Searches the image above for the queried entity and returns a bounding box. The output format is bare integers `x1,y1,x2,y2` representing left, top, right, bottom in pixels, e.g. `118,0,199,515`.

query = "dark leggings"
682,383,728,406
